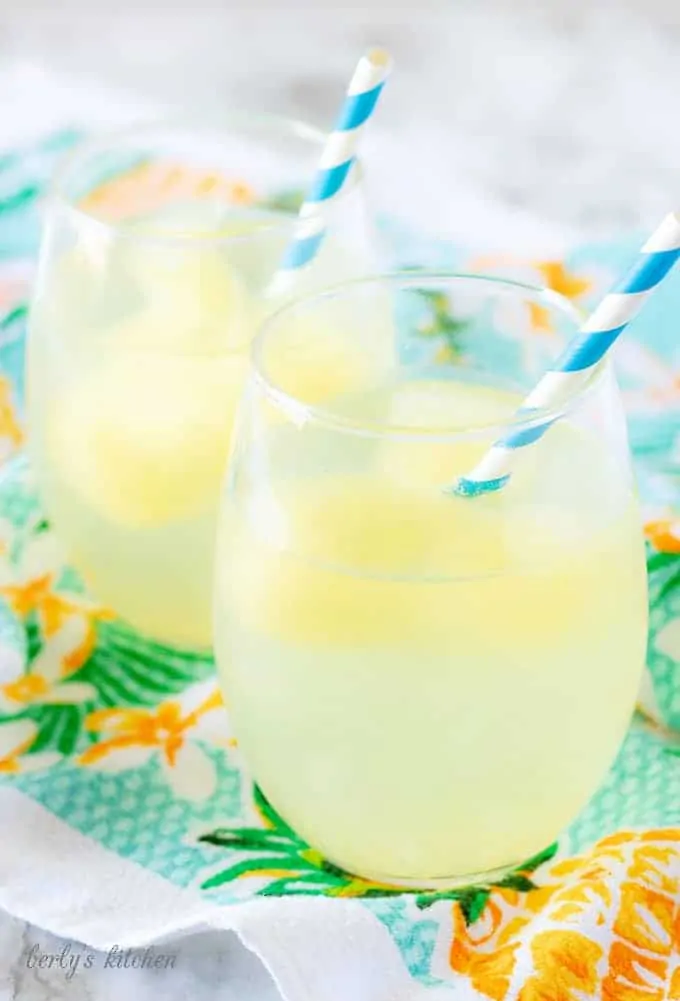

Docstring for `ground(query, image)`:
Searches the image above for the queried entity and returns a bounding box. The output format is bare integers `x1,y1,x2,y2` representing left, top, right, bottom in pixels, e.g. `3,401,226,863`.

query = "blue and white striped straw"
455,211,680,498
268,48,392,297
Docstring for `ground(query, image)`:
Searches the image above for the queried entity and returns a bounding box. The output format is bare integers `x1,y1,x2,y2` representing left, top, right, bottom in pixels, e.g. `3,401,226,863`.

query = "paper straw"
267,48,392,298
454,211,680,497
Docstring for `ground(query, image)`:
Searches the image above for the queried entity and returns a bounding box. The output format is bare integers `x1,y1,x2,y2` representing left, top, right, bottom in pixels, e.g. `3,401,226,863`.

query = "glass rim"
47,112,363,248
252,270,608,441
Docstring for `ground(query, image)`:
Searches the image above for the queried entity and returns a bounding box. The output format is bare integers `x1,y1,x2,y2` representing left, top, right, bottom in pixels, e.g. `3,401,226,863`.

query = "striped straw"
455,211,680,498
267,48,392,298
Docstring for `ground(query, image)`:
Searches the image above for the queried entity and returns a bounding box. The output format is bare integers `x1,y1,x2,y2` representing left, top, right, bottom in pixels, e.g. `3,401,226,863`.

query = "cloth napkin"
1,133,680,1001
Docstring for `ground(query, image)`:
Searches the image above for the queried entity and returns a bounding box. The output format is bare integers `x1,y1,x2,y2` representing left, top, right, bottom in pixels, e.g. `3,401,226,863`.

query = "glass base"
328,857,522,892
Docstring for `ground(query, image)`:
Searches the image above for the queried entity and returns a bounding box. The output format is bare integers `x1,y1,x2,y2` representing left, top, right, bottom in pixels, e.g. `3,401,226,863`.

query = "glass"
27,116,373,649
214,271,648,887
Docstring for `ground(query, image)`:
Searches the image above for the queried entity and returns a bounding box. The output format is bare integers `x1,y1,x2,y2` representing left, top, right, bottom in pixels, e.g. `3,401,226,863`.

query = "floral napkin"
1,134,680,1001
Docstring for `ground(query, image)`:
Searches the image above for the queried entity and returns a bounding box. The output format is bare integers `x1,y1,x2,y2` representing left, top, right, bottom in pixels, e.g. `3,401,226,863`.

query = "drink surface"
28,205,368,647
214,381,647,881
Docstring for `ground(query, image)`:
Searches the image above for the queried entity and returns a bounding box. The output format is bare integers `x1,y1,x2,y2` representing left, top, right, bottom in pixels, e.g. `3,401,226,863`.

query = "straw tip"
364,47,394,74
449,474,510,499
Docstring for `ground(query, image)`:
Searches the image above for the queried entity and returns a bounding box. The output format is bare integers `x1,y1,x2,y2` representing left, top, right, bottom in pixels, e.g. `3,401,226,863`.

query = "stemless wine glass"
214,271,648,887
27,116,375,650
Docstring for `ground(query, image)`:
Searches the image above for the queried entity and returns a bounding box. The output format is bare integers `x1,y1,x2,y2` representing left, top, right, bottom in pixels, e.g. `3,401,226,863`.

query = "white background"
2,0,680,251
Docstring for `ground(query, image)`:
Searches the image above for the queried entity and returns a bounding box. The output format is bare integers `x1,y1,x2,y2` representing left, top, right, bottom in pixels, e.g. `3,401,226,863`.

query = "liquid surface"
214,381,647,881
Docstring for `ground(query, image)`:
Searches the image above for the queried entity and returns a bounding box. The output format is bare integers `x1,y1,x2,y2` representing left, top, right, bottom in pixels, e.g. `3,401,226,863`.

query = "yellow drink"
214,381,647,882
28,206,377,647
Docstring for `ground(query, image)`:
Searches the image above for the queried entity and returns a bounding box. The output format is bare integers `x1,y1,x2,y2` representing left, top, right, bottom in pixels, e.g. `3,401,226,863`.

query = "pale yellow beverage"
28,205,380,648
214,381,647,883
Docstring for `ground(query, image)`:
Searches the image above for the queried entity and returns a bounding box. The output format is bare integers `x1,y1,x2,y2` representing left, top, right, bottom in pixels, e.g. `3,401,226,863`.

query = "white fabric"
0,788,459,1001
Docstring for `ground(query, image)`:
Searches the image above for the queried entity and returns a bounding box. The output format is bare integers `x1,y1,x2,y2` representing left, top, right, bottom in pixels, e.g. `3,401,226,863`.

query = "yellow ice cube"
49,351,245,528
220,469,607,652
122,245,259,352
222,477,512,648
259,289,395,418
377,381,521,488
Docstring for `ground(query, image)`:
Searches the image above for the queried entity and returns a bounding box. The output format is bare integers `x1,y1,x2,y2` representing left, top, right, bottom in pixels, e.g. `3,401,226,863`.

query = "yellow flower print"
461,253,584,379
0,520,23,685
0,620,97,715
80,161,256,223
466,254,595,343
0,517,13,564
0,718,60,774
532,261,592,302
221,179,255,205
524,262,591,339
0,526,111,662
78,680,229,801
525,301,553,336
0,374,23,463
467,254,594,310
645,517,680,554
434,343,459,365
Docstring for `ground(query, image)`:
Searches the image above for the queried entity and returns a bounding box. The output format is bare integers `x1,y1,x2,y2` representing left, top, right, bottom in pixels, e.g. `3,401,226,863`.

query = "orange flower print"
0,718,60,774
645,517,680,554
523,261,591,339
526,301,553,336
78,680,230,801
0,620,96,715
466,255,594,339
460,253,601,379
80,161,256,223
467,255,593,308
532,261,592,302
0,525,111,664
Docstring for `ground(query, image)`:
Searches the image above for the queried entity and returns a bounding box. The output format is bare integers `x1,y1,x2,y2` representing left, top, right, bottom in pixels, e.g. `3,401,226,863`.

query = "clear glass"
214,271,648,887
26,116,373,649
